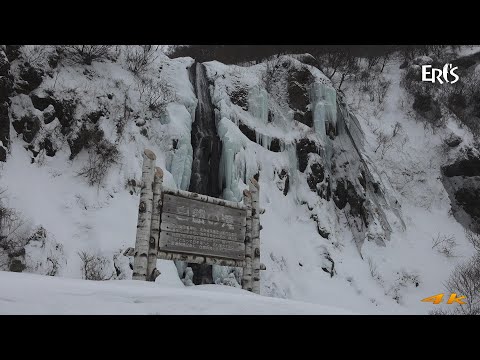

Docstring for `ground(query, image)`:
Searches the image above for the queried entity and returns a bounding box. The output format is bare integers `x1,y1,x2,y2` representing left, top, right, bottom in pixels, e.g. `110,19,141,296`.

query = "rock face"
296,138,321,173
445,134,462,148
16,62,44,94
413,94,441,123
0,48,13,162
442,150,480,233
12,114,41,143
288,67,314,127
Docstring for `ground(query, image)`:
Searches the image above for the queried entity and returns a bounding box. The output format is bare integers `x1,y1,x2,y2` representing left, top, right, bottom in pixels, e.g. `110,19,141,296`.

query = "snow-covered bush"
387,270,420,304
215,272,241,288
61,45,113,66
465,229,480,252
19,45,54,68
77,250,115,281
1,190,65,275
0,193,33,272
135,76,176,114
24,226,66,276
431,233,457,258
432,253,480,315
78,139,120,187
124,45,158,75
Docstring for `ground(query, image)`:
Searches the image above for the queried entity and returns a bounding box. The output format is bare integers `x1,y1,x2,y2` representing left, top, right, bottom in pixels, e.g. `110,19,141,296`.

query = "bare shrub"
374,122,402,158
124,45,158,75
20,45,53,67
135,76,176,114
432,233,458,258
61,45,113,65
387,270,420,304
373,77,391,104
465,229,480,252
367,257,383,284
0,203,31,260
367,55,381,70
78,139,120,186
78,250,114,280
443,253,480,315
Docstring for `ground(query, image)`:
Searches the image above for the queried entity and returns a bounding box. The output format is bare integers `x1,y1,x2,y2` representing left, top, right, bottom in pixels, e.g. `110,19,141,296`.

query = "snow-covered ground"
0,270,355,315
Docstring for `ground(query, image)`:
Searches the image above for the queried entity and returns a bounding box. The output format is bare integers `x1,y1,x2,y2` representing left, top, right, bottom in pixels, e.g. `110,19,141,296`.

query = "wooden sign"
159,193,247,260
132,149,263,294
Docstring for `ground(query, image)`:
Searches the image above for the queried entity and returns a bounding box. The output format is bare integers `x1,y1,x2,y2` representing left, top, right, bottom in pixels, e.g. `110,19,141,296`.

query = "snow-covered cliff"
0,45,479,314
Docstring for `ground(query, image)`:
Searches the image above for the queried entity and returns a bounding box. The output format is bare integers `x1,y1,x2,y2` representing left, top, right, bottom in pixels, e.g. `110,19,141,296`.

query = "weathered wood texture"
159,192,247,261
147,167,163,281
163,188,247,210
242,189,253,292
159,231,245,259
133,149,156,281
162,194,246,226
249,178,261,294
158,251,245,267
160,220,245,242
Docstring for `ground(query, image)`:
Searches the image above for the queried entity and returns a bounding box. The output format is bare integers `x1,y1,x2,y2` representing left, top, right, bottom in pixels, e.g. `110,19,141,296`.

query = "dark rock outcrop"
277,169,289,196
239,122,256,142
67,125,104,160
30,93,54,111
307,162,325,191
4,46,21,62
296,138,321,172
12,114,41,143
17,63,44,94
229,87,249,110
333,179,369,226
441,152,480,232
0,49,13,162
288,67,314,127
412,94,441,123
42,137,56,157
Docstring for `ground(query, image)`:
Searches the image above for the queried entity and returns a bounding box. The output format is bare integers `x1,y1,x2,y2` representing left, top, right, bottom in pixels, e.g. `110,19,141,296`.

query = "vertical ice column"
218,118,259,203
248,87,268,125
162,103,194,191
310,82,337,141
167,139,193,190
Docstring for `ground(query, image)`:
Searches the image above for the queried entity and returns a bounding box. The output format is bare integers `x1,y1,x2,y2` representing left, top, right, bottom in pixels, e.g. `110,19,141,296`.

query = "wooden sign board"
132,149,261,294
159,193,247,260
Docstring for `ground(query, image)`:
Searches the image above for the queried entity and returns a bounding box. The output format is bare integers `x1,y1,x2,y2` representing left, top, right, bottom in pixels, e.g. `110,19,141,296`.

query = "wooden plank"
159,231,245,260
160,215,246,242
162,194,246,226
157,251,246,267
163,188,247,210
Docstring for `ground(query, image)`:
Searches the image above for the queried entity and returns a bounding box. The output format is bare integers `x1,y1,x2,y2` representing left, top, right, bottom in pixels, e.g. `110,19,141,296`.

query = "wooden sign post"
132,149,264,294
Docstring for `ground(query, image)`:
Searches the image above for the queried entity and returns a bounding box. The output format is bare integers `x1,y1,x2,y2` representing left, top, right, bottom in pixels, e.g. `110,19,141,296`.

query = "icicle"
310,82,337,141
248,86,269,125
167,137,193,191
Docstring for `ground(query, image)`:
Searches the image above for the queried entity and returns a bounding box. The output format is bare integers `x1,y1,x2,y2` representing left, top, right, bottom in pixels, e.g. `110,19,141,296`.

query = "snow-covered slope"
0,45,478,315
0,269,355,314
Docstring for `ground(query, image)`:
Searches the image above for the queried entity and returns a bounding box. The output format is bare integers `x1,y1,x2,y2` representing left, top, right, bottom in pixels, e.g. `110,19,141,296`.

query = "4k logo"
422,64,459,84
421,293,466,305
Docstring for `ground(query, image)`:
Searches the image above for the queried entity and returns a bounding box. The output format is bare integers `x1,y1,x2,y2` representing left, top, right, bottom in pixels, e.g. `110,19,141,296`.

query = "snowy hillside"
0,45,479,315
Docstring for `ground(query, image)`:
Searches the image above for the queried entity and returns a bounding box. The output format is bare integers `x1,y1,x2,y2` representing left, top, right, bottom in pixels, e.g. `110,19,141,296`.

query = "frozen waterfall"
188,62,222,198
310,82,337,141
